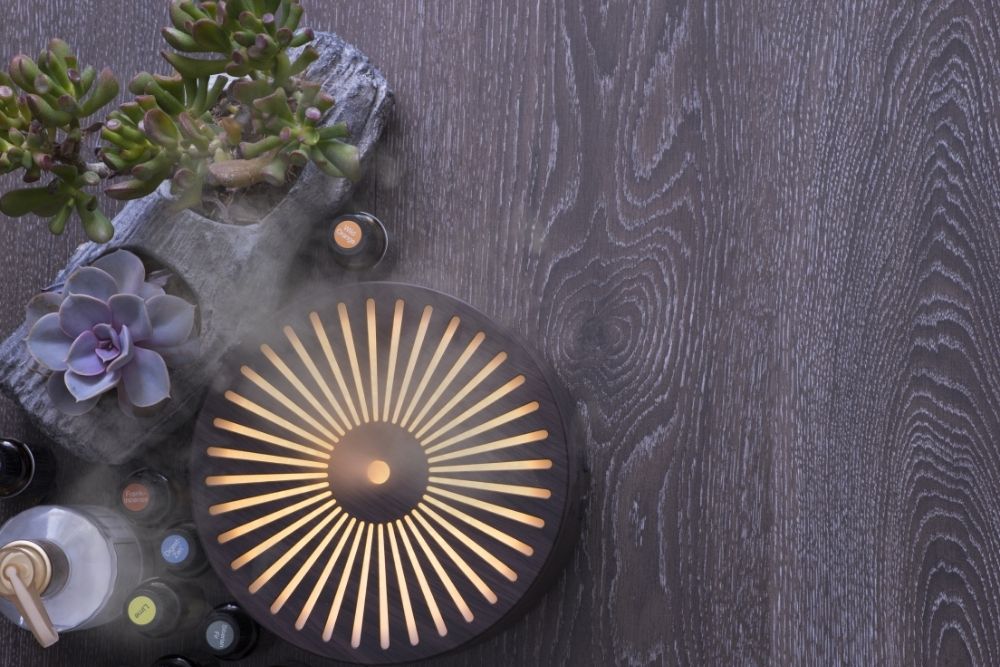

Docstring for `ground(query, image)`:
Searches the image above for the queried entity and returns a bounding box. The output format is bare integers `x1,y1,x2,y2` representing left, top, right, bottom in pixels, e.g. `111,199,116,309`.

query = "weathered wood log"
0,32,393,463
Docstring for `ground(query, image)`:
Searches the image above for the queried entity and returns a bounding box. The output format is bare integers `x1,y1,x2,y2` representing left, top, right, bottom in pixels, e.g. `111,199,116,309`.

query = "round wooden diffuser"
190,282,580,663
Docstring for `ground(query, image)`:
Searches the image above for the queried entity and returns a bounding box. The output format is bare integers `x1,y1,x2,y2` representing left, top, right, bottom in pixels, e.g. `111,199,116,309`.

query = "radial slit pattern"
194,289,568,661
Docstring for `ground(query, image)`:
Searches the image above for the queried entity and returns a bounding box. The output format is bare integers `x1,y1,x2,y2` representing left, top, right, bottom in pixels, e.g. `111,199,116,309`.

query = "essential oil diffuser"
190,282,581,663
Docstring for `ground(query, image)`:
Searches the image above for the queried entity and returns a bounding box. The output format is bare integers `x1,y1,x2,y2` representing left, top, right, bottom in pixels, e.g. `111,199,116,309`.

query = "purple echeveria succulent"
24,250,198,415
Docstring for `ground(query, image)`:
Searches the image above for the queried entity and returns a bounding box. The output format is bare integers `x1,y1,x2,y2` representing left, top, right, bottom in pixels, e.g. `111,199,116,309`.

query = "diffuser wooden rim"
191,282,581,663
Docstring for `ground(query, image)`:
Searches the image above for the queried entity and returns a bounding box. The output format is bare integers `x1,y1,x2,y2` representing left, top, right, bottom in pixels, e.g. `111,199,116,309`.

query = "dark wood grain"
2,0,1000,666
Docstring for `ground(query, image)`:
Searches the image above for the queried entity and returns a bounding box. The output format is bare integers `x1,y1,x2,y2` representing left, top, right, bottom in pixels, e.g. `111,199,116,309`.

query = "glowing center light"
367,460,391,485
202,294,557,653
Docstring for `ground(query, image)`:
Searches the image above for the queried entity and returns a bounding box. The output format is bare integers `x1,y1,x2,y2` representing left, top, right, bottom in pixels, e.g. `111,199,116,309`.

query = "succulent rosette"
24,249,198,415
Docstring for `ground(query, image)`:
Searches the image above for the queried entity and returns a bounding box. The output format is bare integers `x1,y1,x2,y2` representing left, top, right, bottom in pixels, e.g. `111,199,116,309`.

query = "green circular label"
127,595,157,626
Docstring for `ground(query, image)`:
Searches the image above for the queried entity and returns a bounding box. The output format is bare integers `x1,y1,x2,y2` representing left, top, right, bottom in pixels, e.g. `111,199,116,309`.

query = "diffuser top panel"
191,282,577,663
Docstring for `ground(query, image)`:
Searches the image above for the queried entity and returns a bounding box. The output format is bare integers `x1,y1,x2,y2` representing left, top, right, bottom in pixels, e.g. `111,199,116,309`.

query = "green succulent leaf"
162,28,201,53
192,19,232,52
142,108,180,146
76,66,96,96
105,177,161,201
47,201,72,234
0,186,55,217
78,68,119,117
318,140,359,181
24,94,72,126
161,51,228,78
76,200,113,242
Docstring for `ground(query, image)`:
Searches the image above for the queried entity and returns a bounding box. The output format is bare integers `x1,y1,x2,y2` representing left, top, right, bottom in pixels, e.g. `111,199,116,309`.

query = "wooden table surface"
3,1,1000,665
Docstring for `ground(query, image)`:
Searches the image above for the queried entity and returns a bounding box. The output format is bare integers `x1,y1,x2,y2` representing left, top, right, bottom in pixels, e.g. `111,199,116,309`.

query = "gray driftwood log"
0,32,393,463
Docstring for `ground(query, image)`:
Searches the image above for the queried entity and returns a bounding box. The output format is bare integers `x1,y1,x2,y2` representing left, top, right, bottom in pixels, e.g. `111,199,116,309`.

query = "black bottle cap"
119,468,174,525
328,212,387,269
125,579,185,638
153,657,214,667
0,439,32,498
159,523,208,576
202,602,259,660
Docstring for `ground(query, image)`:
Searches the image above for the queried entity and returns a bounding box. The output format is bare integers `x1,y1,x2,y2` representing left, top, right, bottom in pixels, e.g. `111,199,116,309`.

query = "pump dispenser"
0,505,144,646
0,540,58,646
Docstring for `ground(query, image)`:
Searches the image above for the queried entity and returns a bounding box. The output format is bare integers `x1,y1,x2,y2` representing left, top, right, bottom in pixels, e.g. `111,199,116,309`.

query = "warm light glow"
387,523,420,645
367,459,391,485
408,331,486,433
284,326,351,434
412,509,497,604
242,361,340,441
231,499,337,569
367,299,380,422
399,316,460,428
395,520,447,637
414,351,507,440
423,401,541,452
225,390,334,451
338,302,370,423
404,515,474,622
382,300,405,420
250,507,342,593
323,520,366,642
201,295,562,651
351,524,375,648
296,517,358,630
419,375,526,445
427,430,548,463
311,311,362,426
271,512,350,615
209,481,329,516
391,306,433,423
217,492,332,543
377,524,390,649
212,418,330,460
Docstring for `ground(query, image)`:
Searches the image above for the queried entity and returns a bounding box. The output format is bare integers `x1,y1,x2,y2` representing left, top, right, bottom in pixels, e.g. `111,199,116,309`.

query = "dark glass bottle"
124,578,207,638
328,212,387,269
153,656,219,667
201,602,260,661
118,468,176,526
0,438,56,503
158,522,209,577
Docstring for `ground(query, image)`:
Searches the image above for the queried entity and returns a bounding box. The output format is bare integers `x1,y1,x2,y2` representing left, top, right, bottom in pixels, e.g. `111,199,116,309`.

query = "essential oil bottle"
0,505,144,646
328,212,387,269
118,468,176,526
124,578,207,638
201,602,260,661
0,438,56,504
157,523,209,578
153,656,219,667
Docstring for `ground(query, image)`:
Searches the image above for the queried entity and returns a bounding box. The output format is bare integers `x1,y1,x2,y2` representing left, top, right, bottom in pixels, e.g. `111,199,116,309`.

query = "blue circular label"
160,533,190,564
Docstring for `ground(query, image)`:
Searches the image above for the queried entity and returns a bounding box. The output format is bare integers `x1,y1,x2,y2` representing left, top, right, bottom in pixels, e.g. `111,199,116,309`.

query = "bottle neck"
0,440,33,497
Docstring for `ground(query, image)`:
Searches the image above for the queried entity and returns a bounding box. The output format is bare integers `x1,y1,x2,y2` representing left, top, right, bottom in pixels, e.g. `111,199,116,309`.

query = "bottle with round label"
328,212,388,269
118,469,176,526
124,578,207,638
0,439,56,504
158,523,208,577
201,602,259,661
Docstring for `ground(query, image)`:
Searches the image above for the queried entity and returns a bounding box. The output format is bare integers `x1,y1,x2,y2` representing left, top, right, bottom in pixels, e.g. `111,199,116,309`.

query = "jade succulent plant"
0,0,358,242
24,250,198,415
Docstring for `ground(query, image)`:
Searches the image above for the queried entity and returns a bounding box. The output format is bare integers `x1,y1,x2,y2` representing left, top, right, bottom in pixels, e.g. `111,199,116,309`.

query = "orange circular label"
333,219,363,249
122,483,150,512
